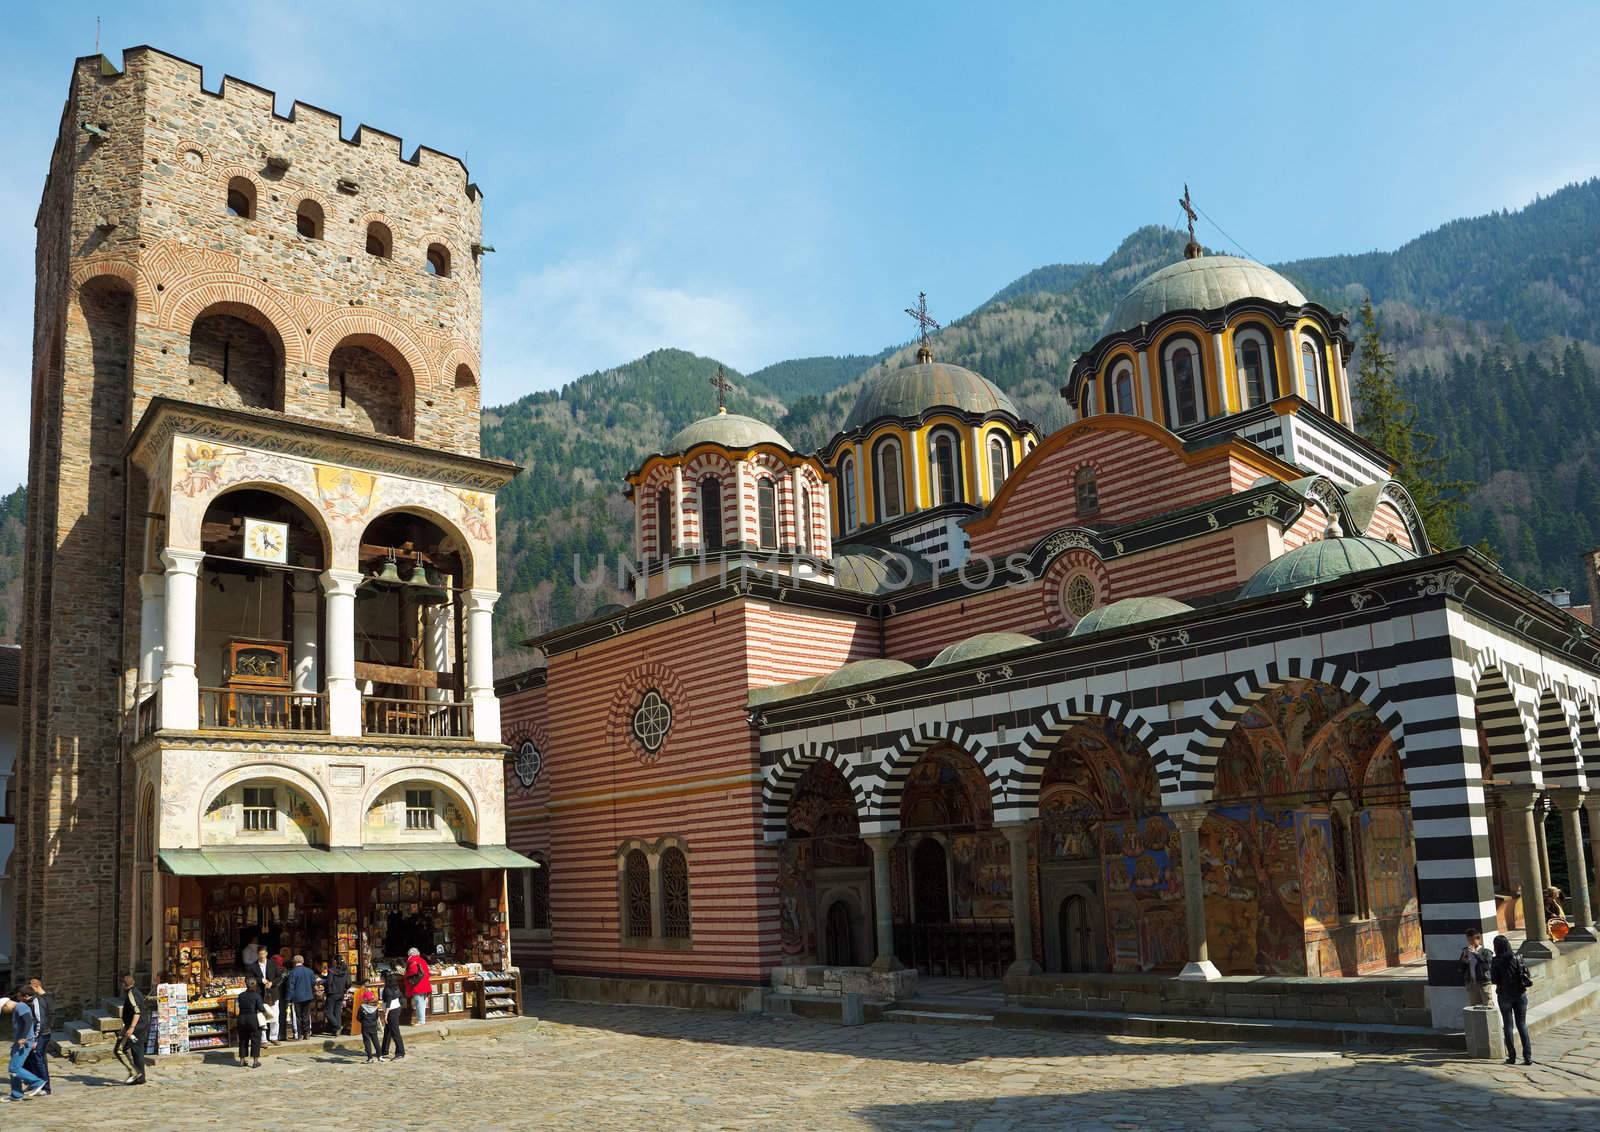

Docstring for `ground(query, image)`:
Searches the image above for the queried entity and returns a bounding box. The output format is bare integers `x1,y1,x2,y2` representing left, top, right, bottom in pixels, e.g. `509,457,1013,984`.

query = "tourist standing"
357,989,383,1063
2,994,46,1101
378,973,406,1061
262,985,282,1046
23,978,50,1096
1459,929,1493,1008
284,955,316,1040
1490,935,1534,1065
118,974,148,1086
322,957,351,1036
404,948,431,1025
235,978,264,1068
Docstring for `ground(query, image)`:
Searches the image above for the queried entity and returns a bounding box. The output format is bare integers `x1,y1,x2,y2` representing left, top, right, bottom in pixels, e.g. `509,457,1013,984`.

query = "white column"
1001,823,1040,976
1212,334,1230,417
789,466,805,553
1332,340,1353,423
1501,786,1554,959
321,568,363,738
853,440,867,525
466,588,501,743
908,430,925,510
158,547,204,730
1552,789,1595,941
291,586,320,693
1284,326,1302,400
1171,807,1221,980
864,833,903,971
671,465,684,556
1137,349,1154,421
968,424,985,501
423,600,452,703
137,572,165,700
733,461,748,549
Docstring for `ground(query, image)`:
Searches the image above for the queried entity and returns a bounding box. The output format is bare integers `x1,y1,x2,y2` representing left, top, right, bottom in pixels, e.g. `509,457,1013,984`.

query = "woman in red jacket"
404,948,431,1025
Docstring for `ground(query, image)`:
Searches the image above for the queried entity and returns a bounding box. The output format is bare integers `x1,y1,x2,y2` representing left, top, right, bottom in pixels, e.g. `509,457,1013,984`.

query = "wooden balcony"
361,696,474,739
198,687,328,732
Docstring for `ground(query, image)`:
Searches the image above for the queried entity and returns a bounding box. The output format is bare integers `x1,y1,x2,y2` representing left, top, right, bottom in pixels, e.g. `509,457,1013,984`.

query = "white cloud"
481,248,775,403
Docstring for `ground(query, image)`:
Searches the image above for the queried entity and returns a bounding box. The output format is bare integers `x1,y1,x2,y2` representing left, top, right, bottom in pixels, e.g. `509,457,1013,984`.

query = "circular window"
1062,573,1098,620
514,741,542,788
632,689,673,754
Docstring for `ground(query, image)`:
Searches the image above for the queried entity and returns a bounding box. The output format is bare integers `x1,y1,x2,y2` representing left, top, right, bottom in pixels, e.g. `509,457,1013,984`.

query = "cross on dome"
1179,184,1202,260
709,366,733,414
904,291,941,363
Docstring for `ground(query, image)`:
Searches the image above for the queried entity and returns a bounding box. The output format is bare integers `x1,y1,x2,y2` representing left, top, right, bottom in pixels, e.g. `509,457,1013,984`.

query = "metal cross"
904,291,941,351
709,366,733,411
1178,184,1198,245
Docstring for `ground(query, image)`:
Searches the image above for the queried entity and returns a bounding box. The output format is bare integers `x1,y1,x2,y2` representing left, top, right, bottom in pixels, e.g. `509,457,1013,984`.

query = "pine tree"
1353,298,1472,548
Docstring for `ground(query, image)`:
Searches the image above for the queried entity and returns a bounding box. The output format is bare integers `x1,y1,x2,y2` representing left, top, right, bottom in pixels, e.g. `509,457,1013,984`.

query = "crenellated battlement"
80,45,480,198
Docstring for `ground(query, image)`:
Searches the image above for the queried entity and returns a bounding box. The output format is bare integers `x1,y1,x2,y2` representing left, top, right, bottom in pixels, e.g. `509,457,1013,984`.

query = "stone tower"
20,47,509,1011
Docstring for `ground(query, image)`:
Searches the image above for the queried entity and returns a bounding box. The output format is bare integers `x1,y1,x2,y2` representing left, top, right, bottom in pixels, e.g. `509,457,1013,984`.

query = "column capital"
1168,806,1210,834
160,546,206,573
1497,785,1540,811
997,820,1036,845
1549,787,1588,813
466,588,501,612
320,568,365,597
863,832,899,853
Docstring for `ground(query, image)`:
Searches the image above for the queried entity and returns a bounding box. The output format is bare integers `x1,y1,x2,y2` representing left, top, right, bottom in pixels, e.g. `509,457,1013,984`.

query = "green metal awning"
158,844,540,877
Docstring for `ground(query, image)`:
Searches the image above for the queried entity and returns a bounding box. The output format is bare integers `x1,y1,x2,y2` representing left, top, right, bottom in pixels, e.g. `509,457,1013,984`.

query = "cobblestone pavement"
16,1000,1600,1131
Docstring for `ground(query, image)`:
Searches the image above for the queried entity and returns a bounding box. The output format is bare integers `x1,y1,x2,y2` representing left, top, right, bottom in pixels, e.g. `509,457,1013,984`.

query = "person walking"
23,978,50,1096
2,994,46,1102
404,948,431,1025
357,989,383,1063
283,955,316,1040
378,973,405,1061
1459,929,1493,1008
235,978,265,1068
322,957,350,1037
118,974,149,1086
1490,935,1534,1065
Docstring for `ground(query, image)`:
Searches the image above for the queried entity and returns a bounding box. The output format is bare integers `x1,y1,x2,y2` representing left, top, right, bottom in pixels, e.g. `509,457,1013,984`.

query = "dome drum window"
986,433,1011,492
699,477,724,550
1106,360,1136,415
1233,325,1277,409
1161,337,1205,429
839,455,859,532
928,428,964,506
1299,331,1330,413
756,478,779,549
655,487,673,557
873,438,905,521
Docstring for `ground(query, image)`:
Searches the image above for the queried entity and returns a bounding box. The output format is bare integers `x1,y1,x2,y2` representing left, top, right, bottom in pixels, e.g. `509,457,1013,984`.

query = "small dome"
1106,255,1307,336
1239,536,1417,599
833,544,935,595
812,658,916,693
1072,597,1193,636
667,410,790,454
843,360,1017,432
929,632,1041,667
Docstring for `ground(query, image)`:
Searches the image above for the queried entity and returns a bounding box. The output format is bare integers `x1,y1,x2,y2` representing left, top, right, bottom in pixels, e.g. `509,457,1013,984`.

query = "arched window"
225,177,255,219
295,199,324,239
1075,466,1099,516
1233,326,1276,408
530,856,551,931
1299,332,1328,412
987,433,1011,492
928,428,964,506
365,221,392,258
624,849,651,938
1106,360,1135,415
425,243,451,277
839,455,858,531
799,487,812,553
698,477,723,550
756,478,778,549
661,847,691,939
1162,337,1205,428
873,438,904,520
655,486,673,556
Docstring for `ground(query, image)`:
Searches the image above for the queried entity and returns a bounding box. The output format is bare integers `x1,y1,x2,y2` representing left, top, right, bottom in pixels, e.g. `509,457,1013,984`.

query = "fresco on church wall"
1103,815,1185,971
951,833,1012,919
1201,805,1306,976
776,761,869,959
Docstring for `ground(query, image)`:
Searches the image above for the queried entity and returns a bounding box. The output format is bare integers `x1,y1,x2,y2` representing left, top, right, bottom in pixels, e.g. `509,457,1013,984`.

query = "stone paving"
13,998,1600,1130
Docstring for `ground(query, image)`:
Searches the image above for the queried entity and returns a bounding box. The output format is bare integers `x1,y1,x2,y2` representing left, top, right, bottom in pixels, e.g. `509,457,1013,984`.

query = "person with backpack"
1459,928,1493,1007
1490,934,1534,1065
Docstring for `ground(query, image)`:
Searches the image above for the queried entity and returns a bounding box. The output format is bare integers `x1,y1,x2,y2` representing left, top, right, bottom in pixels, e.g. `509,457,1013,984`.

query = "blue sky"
2,1,1598,487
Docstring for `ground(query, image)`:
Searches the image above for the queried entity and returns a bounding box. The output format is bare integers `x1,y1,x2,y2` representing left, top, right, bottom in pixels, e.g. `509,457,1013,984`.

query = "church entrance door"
912,839,950,923
1060,894,1094,972
823,900,857,966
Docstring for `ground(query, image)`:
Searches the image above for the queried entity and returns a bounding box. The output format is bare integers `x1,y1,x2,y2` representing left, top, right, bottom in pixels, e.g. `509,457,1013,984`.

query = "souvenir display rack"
470,970,522,1020
185,995,232,1050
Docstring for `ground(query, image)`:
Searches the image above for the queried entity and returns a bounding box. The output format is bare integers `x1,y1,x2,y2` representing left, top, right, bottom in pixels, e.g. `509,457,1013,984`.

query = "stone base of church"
551,974,765,1013
770,964,918,1001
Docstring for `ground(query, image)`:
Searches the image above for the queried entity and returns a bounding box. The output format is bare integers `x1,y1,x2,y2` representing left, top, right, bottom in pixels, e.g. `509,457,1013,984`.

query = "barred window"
530,857,551,931
757,478,778,549
624,850,652,938
405,789,435,830
661,847,691,939
242,786,276,832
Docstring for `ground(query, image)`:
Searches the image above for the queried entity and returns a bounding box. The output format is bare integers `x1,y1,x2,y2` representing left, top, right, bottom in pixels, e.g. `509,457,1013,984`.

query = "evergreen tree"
1353,298,1471,548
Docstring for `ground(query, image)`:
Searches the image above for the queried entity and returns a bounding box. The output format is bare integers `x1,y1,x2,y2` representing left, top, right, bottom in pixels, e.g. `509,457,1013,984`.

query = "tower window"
296,199,324,240
366,221,393,258
929,428,964,506
1162,338,1204,428
226,177,256,219
757,478,778,549
799,487,812,553
699,476,724,550
1234,326,1276,409
1075,466,1099,516
656,486,673,556
987,433,1011,492
425,243,451,277
874,438,904,520
1300,334,1327,411
1107,360,1135,414
840,455,858,532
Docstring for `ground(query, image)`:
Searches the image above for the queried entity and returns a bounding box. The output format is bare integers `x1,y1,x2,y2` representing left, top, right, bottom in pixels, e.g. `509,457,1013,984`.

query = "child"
357,988,383,1063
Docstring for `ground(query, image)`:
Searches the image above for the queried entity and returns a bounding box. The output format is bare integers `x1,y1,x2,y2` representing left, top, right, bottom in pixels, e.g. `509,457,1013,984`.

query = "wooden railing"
894,919,1015,979
361,696,473,739
133,692,160,741
199,688,328,732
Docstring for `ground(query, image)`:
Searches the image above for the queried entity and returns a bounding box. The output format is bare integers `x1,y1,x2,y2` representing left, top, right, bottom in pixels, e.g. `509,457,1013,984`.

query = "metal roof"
1072,597,1194,637
666,411,791,454
1106,255,1307,335
157,844,539,876
1238,536,1417,600
842,361,1018,432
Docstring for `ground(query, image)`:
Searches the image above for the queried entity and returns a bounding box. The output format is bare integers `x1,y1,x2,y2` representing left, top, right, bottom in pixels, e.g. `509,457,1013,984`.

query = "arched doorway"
912,838,951,923
776,760,869,965
1059,894,1094,972
823,899,858,966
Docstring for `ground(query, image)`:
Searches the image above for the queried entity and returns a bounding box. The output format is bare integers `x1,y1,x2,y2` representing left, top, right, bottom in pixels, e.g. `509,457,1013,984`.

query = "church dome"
1072,596,1193,636
1106,255,1307,336
812,658,916,693
667,410,790,454
929,632,1041,667
843,360,1017,432
1238,536,1417,600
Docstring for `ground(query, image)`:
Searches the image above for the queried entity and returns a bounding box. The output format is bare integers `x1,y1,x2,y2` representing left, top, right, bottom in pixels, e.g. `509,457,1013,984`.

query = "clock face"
243,518,289,564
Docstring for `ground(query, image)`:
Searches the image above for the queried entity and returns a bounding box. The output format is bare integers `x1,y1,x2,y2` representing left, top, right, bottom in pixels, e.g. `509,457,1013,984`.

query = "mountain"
0,487,22,643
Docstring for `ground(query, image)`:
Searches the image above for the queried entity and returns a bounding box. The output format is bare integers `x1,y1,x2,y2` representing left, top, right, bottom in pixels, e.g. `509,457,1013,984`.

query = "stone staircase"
51,996,129,1064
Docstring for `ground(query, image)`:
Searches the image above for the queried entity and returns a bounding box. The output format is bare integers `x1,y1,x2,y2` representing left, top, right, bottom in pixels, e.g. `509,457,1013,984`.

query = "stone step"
1527,971,1600,1035
884,1008,995,1027
65,1021,114,1047
84,1008,122,1033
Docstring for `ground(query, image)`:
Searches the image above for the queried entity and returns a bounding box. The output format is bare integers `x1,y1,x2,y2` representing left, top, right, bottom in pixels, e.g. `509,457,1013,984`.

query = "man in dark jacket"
118,974,149,1085
282,955,316,1040
322,958,350,1036
22,978,50,1095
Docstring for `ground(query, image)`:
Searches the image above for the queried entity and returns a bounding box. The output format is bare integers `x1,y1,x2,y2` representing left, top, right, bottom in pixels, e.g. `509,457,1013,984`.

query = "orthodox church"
499,232,1600,1037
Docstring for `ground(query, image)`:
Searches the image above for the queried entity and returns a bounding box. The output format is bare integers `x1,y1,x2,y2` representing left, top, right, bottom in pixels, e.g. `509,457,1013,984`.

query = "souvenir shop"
150,850,530,1054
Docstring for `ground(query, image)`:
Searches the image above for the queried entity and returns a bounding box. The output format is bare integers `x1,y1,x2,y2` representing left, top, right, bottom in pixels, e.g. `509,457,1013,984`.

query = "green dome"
833,544,935,595
1106,255,1307,335
843,361,1017,432
1239,536,1417,599
929,632,1041,667
1072,597,1193,636
812,658,916,693
667,410,790,454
